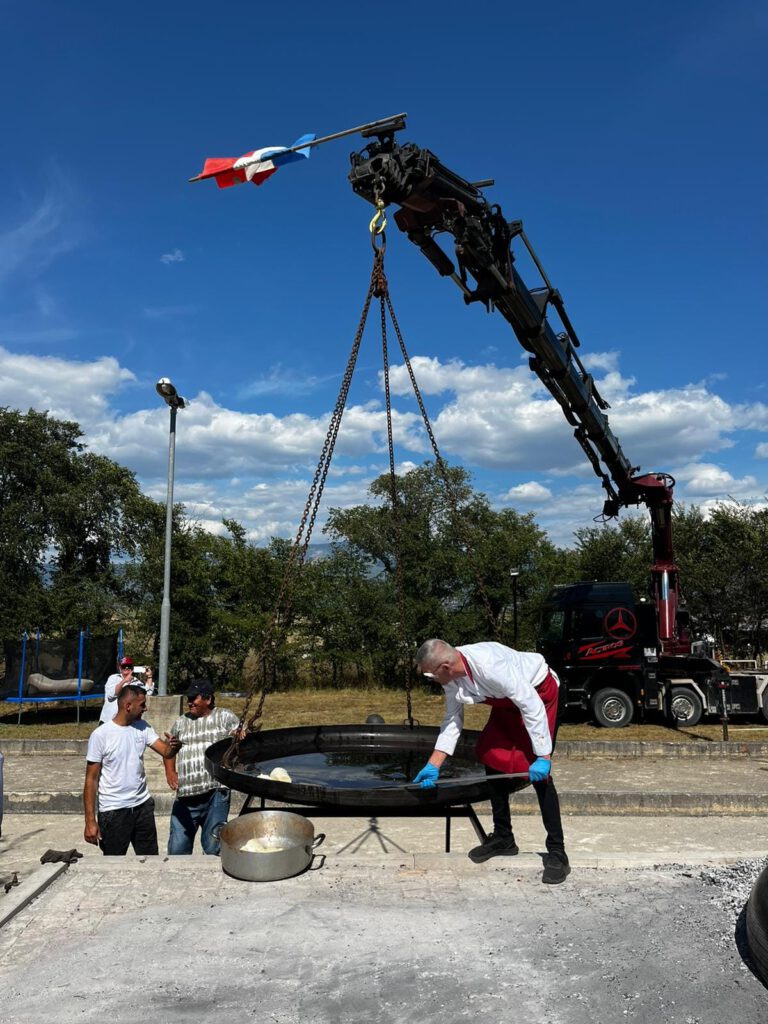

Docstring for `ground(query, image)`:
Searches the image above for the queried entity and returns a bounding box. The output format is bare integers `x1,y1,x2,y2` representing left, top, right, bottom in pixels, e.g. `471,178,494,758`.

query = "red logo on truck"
578,639,633,661
604,606,637,640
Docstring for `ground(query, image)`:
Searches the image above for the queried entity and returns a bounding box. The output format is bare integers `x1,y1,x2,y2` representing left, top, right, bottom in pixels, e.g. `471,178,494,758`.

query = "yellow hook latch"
369,198,387,239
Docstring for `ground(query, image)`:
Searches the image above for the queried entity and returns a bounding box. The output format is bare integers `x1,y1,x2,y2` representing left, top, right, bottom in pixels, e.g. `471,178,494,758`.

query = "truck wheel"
669,687,703,726
592,688,633,728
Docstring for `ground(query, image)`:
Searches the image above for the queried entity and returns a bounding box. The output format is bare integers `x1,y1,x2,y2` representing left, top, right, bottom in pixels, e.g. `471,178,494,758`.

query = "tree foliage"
0,408,156,639
325,461,565,654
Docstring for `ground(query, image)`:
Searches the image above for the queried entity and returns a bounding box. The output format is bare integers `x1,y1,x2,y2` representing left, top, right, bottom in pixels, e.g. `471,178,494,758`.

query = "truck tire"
669,687,703,726
591,688,633,728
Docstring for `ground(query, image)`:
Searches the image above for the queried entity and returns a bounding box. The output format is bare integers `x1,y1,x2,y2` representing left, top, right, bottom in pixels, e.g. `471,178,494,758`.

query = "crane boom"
349,127,688,654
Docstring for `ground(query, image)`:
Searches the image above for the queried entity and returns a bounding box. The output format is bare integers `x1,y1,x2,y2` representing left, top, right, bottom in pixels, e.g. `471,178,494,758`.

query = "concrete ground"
0,849,765,1023
1,744,768,1022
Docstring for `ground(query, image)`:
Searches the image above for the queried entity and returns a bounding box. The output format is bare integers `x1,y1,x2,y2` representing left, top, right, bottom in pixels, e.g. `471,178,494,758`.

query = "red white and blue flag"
190,133,315,189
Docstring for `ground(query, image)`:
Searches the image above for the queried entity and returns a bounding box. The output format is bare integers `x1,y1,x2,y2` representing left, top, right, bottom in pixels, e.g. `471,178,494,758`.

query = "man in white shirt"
84,684,181,855
98,656,136,725
413,638,569,884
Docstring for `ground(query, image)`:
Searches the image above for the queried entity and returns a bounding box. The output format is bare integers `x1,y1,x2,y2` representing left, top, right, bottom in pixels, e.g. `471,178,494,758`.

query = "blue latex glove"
529,757,551,783
413,763,440,789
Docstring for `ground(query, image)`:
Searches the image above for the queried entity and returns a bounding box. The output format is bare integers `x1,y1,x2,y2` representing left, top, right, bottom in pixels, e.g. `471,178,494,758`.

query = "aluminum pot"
217,810,325,882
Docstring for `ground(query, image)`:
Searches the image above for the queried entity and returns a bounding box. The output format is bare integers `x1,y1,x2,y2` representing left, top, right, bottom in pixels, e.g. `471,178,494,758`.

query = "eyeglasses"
120,665,132,671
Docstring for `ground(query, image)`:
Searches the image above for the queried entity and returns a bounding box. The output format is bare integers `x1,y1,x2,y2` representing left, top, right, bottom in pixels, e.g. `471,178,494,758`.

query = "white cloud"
734,403,768,431
504,481,553,504
239,364,340,398
581,351,620,373
0,185,80,287
160,249,185,265
386,355,530,397
756,442,768,459
0,345,135,425
672,462,759,499
2,345,768,549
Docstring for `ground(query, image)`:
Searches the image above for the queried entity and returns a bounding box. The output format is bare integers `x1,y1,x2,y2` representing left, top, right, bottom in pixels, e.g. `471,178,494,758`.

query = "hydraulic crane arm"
349,125,688,654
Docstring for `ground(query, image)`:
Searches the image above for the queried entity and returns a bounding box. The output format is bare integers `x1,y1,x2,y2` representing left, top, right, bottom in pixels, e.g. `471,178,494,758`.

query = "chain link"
377,265,414,727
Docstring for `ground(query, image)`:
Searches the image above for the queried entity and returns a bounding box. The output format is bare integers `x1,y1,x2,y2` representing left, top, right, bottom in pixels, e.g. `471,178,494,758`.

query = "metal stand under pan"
205,724,531,854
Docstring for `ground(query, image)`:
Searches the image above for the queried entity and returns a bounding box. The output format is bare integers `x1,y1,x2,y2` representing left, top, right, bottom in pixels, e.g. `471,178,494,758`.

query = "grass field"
2,688,768,743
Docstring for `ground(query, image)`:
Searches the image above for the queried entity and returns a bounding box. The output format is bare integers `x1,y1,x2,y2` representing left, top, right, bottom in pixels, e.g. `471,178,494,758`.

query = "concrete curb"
0,862,69,929
19,850,767,876
410,850,768,872
0,740,91,754
3,737,768,757
557,739,768,758
7,789,768,816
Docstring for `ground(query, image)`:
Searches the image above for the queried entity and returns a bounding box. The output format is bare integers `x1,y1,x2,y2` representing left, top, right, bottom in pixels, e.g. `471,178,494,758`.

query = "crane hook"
369,197,387,252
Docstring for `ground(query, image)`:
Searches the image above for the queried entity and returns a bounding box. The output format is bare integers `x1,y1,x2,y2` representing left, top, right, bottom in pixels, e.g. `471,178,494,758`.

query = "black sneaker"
468,832,519,863
542,851,571,884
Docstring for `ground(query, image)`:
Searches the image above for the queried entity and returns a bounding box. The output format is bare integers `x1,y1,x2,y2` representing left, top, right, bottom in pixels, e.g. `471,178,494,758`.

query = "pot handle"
211,822,226,841
312,832,326,850
309,854,326,872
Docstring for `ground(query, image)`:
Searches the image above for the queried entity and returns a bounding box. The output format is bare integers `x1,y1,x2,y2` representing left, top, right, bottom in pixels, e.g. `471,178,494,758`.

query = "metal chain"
223,255,381,767
224,218,497,766
376,260,414,727
384,292,500,637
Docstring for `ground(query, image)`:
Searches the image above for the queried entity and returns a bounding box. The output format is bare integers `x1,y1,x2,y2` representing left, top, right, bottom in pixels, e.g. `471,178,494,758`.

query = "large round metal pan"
205,723,530,810
747,862,768,988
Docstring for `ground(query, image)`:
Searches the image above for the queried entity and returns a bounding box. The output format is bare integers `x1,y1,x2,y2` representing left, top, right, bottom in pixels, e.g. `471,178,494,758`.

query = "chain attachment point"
369,197,387,252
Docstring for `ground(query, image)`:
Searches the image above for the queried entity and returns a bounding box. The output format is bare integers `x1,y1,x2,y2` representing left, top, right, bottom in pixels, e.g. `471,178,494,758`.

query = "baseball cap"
119,657,134,668
186,679,214,699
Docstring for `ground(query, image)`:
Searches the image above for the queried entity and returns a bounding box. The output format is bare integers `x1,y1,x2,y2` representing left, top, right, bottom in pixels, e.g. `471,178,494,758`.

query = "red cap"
119,657,133,667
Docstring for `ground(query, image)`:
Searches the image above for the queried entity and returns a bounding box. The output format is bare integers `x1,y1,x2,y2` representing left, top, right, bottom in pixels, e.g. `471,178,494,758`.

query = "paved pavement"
0,852,766,1023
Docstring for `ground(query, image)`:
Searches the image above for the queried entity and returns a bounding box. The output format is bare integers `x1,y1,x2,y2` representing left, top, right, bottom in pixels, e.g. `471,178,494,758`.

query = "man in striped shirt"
165,679,240,855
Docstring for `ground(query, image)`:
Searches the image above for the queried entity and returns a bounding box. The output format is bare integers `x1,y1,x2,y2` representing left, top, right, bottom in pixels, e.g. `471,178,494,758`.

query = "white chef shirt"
434,642,556,758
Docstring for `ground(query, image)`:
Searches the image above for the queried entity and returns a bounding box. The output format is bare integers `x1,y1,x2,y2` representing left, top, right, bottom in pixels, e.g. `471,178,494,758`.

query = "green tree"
675,503,768,653
570,517,653,596
325,460,563,654
0,408,156,638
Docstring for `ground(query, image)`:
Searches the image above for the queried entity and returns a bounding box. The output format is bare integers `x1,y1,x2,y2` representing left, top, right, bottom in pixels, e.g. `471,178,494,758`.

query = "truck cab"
538,581,661,727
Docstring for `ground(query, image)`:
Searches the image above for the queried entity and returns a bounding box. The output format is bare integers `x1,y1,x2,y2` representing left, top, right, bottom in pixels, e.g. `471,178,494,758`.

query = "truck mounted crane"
348,118,767,727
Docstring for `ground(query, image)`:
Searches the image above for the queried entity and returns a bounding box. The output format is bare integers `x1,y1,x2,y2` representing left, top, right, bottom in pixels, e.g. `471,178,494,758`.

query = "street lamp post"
156,377,186,696
509,568,520,648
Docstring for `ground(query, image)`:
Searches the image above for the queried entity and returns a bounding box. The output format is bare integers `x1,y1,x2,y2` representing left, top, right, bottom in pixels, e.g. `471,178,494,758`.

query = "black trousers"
484,767,565,854
98,797,158,856
483,708,566,854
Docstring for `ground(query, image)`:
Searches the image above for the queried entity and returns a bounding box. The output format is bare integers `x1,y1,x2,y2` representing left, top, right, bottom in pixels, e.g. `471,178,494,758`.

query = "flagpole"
188,113,407,182
280,112,407,154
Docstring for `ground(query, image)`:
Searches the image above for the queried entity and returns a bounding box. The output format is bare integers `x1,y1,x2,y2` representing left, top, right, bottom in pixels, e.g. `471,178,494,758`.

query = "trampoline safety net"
0,635,118,700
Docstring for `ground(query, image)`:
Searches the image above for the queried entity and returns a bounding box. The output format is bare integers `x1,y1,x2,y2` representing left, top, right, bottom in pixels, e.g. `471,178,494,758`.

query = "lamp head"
156,377,186,409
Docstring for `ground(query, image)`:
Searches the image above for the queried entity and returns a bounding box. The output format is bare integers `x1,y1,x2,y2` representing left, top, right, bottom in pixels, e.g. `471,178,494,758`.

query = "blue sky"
1,0,766,546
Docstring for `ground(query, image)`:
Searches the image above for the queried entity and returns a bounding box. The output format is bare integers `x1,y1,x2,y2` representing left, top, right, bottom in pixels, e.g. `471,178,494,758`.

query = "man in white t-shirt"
84,684,182,855
98,656,136,725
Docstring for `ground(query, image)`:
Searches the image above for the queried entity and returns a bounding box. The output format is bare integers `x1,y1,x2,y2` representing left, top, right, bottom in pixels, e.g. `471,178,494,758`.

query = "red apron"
475,671,559,774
